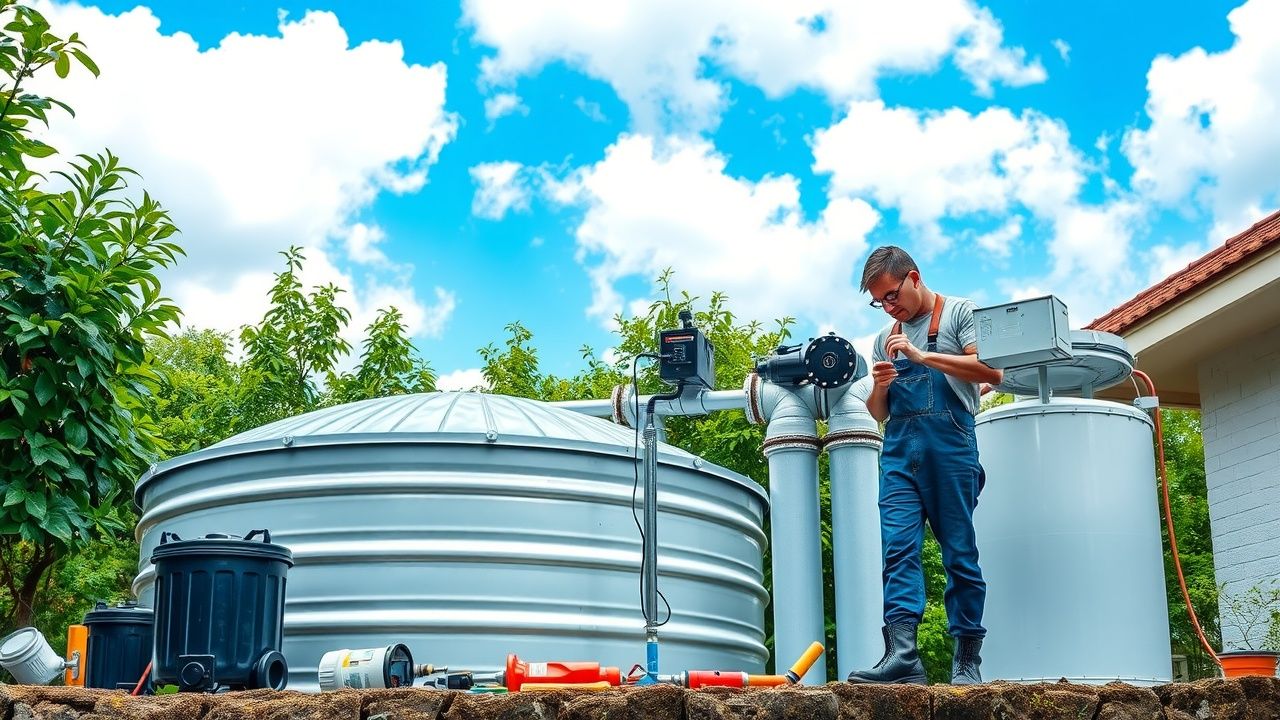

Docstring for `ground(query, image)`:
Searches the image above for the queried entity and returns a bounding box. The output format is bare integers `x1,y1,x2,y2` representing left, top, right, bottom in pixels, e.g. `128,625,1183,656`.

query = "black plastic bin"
150,529,293,692
83,600,154,690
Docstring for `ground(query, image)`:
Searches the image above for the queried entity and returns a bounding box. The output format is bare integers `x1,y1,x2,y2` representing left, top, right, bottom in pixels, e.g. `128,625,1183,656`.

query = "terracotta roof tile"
1087,210,1280,334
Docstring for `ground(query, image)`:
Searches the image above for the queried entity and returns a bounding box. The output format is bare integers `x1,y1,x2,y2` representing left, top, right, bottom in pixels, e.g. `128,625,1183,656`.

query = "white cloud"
29,2,457,342
463,0,1045,131
546,134,881,331
1144,240,1210,286
342,223,389,265
812,99,1147,323
470,161,534,219
1052,38,1071,64
484,92,528,123
436,368,489,391
973,217,1022,259
812,100,1082,255
951,7,1047,97
1123,0,1280,230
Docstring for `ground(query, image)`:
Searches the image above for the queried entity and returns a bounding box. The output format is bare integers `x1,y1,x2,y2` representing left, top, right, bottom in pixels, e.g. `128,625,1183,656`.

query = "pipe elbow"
825,377,881,451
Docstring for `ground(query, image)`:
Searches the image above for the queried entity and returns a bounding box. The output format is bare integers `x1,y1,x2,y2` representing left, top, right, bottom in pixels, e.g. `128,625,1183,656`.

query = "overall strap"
887,294,946,355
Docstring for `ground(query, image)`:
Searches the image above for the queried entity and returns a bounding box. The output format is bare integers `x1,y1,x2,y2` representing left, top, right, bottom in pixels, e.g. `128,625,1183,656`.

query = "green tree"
146,329,242,454
1158,408,1219,678
1,1,181,628
239,246,351,427
328,306,435,404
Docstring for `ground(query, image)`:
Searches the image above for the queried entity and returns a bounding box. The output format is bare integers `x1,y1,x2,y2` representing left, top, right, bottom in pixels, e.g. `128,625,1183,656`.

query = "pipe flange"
745,373,765,426
823,429,883,452
611,384,632,427
762,433,822,456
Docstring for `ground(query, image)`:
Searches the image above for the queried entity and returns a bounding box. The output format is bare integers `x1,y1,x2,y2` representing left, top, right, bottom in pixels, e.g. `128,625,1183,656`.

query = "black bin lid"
83,600,153,625
150,529,294,567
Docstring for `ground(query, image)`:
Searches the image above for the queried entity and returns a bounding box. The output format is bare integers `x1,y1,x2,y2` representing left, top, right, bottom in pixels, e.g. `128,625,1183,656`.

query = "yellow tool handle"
519,681,614,691
785,641,825,682
745,674,788,686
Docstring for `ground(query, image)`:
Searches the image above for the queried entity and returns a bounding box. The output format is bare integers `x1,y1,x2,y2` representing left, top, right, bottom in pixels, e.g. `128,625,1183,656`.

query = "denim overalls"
880,294,987,637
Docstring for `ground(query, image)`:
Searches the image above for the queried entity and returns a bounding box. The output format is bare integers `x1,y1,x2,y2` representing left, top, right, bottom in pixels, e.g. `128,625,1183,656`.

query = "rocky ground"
2,677,1278,720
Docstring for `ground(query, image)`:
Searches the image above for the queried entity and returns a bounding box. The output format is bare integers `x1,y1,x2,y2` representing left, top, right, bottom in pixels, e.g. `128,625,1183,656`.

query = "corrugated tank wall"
132,392,770,690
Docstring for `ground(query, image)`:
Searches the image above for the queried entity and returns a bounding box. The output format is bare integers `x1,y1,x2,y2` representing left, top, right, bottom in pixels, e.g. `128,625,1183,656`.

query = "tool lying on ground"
317,644,445,691
648,641,825,688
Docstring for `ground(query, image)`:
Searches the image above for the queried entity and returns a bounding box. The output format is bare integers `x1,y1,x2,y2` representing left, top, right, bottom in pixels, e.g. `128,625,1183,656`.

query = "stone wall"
3,679,1279,720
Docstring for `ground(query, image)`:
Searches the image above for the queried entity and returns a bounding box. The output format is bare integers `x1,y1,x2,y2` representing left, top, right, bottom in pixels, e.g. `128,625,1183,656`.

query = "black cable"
630,353,676,627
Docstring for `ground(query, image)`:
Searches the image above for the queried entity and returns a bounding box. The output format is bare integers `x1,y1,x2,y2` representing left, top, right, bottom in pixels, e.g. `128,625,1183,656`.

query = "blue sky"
34,0,1280,387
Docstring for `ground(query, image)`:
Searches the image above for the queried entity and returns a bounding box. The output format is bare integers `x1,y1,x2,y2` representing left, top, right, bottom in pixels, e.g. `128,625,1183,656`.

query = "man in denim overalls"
847,246,1003,685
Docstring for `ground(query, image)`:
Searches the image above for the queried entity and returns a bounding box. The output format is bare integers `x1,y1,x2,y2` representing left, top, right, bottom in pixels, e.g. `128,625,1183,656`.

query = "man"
847,246,1002,686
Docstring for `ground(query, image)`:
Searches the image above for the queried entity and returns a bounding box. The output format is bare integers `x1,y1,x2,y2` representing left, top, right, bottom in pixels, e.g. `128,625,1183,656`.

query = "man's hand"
885,334,926,363
872,361,898,389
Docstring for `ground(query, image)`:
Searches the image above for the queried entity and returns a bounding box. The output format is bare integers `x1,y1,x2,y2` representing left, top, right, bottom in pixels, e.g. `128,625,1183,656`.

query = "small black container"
150,529,293,692
83,600,154,691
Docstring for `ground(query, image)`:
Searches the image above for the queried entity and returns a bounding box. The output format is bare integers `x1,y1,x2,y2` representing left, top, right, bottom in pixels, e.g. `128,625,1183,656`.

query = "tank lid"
0,627,40,660
149,529,294,567
993,330,1134,397
83,600,153,625
137,392,766,507
977,396,1153,427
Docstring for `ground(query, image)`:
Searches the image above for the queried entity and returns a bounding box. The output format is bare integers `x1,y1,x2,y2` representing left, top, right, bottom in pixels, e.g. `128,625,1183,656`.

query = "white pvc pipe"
753,381,826,682
826,377,884,679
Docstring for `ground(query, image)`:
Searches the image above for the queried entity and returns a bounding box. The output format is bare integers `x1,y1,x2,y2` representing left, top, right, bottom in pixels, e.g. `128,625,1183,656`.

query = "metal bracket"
1133,396,1160,411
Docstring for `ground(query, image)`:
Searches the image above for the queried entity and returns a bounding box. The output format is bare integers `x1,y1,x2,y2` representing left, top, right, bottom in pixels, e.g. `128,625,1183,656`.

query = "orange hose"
131,661,152,696
1133,370,1220,668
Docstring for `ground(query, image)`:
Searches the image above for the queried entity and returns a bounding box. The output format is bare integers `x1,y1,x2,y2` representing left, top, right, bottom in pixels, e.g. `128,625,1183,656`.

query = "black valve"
755,333,866,389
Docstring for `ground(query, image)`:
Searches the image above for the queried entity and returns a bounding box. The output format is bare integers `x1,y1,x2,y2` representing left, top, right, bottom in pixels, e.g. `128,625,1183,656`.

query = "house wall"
1198,322,1280,653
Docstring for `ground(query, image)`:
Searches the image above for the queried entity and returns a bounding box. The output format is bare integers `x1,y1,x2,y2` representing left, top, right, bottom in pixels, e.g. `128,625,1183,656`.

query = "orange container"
64,625,88,686
1218,651,1279,678
504,654,621,692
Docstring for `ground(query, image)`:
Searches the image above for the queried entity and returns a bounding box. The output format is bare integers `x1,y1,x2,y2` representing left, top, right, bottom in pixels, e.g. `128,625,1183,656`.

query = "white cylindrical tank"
974,397,1171,684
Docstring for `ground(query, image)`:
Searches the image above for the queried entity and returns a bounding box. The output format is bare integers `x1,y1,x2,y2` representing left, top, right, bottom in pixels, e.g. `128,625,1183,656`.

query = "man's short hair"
860,246,918,293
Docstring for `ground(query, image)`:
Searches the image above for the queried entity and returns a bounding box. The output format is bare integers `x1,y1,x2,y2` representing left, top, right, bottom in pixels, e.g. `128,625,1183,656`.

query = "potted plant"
1217,579,1280,677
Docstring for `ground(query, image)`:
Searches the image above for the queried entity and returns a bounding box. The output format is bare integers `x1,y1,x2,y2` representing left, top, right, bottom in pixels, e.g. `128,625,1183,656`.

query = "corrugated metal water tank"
132,392,769,691
974,398,1171,684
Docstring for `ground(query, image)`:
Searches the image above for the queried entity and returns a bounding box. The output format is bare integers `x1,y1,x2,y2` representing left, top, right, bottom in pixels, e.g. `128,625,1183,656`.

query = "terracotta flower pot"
1219,650,1279,677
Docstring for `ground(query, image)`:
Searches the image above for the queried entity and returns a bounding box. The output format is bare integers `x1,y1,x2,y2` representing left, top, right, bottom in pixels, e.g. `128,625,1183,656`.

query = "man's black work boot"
846,621,928,684
951,636,983,685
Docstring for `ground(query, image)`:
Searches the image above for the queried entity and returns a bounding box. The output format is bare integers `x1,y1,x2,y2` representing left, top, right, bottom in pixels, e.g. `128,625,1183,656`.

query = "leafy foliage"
239,246,352,427
145,329,241,454
328,307,437,404
1218,578,1280,652
1157,409,1220,677
1,1,180,628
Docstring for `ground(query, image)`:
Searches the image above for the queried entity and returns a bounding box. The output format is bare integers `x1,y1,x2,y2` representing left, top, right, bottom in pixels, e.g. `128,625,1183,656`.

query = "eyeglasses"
869,276,909,309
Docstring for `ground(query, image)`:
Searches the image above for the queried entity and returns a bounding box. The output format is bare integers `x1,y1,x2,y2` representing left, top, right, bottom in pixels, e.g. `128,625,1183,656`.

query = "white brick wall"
1198,322,1280,652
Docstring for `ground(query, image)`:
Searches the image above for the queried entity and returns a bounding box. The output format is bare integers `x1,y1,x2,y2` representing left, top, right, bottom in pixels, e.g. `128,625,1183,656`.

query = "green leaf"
3,484,24,508
54,50,70,78
63,419,88,448
35,372,57,405
70,48,99,76
21,138,58,158
29,441,70,468
24,492,47,520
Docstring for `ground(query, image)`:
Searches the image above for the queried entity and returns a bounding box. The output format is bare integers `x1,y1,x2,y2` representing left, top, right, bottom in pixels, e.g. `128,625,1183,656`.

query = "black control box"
659,311,715,389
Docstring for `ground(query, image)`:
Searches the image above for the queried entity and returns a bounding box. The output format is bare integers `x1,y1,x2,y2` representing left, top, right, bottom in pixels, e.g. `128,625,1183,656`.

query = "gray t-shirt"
871,295,981,416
